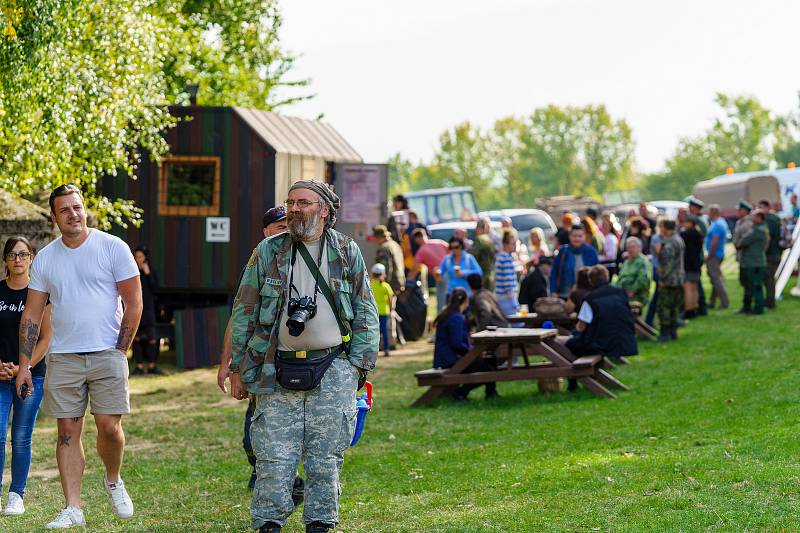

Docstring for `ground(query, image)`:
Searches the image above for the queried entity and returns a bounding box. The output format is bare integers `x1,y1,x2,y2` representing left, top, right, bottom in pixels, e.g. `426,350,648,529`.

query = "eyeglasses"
449,246,461,251
5,252,32,260
283,199,322,209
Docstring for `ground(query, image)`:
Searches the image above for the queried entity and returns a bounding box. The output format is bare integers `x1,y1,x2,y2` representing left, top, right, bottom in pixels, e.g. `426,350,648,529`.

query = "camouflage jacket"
614,254,652,304
471,234,496,277
656,233,685,287
739,222,767,268
230,229,379,394
733,215,753,263
375,238,405,292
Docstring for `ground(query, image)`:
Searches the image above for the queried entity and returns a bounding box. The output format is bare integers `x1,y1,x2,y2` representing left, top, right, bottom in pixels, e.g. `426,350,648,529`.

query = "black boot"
670,326,678,340
306,522,334,533
259,522,282,533
292,475,305,507
658,327,671,342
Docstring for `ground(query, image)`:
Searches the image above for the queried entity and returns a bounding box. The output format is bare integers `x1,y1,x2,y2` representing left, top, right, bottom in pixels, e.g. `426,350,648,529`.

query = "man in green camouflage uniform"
655,220,685,341
372,225,405,292
732,201,755,313
471,217,496,290
229,180,379,533
738,210,768,315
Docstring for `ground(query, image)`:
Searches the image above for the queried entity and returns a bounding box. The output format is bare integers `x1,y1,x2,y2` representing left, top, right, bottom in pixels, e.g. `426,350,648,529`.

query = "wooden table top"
471,327,558,343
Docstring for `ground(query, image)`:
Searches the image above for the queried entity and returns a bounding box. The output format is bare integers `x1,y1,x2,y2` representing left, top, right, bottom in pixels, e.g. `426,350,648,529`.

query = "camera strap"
296,241,352,347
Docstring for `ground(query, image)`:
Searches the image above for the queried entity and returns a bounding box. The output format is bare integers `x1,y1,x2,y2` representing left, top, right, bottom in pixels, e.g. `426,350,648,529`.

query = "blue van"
404,187,478,225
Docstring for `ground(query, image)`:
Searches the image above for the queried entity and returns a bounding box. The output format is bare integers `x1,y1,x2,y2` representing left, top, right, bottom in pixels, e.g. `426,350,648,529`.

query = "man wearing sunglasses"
17,184,141,529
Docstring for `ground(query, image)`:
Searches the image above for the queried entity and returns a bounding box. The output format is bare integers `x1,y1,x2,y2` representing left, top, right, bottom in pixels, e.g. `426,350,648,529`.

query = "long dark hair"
434,288,469,327
3,236,35,278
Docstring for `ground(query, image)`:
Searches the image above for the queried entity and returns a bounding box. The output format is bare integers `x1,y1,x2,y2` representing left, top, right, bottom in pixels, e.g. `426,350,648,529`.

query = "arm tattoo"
116,322,134,351
58,434,72,447
20,318,40,359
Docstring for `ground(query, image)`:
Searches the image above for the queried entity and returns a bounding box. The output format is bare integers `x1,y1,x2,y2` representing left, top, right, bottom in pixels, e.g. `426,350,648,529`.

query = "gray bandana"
289,179,340,228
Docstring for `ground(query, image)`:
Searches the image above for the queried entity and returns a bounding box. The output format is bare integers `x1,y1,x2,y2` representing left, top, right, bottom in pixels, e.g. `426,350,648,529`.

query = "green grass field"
3,268,800,532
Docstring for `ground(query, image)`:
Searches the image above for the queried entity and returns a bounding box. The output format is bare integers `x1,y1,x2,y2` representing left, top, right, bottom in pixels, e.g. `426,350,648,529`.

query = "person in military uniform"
733,200,755,313
757,199,782,308
471,218,497,290
372,225,405,292
229,180,379,533
737,210,768,315
655,219,685,341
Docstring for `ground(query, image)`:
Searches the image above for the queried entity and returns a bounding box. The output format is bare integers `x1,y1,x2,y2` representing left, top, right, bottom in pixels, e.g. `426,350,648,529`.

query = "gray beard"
288,209,322,241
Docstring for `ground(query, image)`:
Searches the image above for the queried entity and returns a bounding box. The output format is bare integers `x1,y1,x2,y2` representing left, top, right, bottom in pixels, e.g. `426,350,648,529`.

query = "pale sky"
279,0,800,174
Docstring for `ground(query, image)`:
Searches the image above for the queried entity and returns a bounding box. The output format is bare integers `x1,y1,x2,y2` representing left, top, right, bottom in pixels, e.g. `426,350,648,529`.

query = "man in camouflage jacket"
655,220,685,341
229,180,379,533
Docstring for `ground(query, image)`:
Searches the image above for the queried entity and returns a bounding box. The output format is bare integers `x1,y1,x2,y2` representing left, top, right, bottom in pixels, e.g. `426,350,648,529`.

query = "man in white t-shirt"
17,184,142,530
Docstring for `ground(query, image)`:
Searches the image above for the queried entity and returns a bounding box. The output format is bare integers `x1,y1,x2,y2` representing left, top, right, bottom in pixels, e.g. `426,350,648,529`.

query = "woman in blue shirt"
439,237,482,298
433,288,497,400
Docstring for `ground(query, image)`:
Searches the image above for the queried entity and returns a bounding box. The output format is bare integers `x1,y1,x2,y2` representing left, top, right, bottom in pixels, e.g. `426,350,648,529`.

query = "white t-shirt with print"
29,229,140,353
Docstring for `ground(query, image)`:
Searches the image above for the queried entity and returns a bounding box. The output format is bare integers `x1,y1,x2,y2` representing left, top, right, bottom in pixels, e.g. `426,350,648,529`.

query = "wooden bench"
413,328,627,406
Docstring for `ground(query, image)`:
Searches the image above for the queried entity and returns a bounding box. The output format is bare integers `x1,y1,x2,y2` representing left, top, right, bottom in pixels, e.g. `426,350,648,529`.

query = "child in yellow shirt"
370,263,394,357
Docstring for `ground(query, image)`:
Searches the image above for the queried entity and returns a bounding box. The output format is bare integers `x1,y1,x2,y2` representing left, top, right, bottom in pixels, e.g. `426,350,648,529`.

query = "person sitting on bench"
466,273,509,332
433,288,498,401
565,265,638,363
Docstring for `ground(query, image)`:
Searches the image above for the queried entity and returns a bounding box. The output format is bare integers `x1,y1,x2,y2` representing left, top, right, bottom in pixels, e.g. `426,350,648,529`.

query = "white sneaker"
104,477,134,518
45,506,85,529
3,491,25,515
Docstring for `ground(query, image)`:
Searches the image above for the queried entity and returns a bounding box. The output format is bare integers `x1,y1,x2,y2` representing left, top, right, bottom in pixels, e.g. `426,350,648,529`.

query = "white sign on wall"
206,217,230,242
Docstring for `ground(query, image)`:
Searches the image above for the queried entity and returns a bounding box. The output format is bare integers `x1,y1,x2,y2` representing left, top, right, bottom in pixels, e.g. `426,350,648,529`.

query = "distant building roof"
233,107,362,163
0,189,49,220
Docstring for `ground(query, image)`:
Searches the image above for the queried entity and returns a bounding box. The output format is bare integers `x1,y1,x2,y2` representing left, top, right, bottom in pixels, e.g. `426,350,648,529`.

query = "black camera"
286,295,317,336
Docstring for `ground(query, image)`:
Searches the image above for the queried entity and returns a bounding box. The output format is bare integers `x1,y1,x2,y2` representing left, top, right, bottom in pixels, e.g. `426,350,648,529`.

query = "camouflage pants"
250,358,358,529
657,286,683,328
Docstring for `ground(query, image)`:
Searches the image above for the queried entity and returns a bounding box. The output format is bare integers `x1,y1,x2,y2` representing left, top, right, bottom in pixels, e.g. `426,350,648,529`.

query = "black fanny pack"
275,345,344,391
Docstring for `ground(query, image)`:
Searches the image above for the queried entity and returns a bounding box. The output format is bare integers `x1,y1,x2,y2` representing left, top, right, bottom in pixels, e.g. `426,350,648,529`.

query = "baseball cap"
371,263,386,275
262,206,287,228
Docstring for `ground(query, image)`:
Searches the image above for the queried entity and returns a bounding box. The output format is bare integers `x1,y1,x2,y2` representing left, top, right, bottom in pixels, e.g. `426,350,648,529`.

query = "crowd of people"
377,194,797,399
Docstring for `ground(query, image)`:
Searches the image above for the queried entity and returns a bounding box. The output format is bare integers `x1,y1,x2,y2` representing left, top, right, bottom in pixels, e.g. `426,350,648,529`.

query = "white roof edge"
233,107,362,163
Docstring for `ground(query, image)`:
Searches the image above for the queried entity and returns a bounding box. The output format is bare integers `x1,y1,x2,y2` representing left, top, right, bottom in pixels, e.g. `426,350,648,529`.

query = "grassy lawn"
4,266,800,532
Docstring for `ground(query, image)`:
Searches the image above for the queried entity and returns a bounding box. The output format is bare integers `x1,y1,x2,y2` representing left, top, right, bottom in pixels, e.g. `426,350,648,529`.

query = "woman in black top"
132,245,162,375
0,236,52,515
680,217,704,317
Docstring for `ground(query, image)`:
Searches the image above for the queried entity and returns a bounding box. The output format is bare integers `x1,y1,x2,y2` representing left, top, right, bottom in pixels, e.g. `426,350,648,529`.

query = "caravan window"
159,156,221,216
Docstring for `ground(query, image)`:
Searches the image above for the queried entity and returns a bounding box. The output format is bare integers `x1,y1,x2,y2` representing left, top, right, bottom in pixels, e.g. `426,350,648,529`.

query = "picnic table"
506,312,577,335
413,328,627,406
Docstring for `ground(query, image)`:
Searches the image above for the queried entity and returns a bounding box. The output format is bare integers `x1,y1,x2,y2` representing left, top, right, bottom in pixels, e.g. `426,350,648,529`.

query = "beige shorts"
43,349,130,418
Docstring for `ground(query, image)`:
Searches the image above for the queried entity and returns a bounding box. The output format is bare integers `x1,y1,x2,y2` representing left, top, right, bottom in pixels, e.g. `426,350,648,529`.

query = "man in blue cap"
216,207,302,501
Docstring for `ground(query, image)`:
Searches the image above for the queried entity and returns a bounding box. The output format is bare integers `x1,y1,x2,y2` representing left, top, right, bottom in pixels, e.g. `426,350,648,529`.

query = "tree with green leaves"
389,104,636,210
641,93,787,200
0,0,306,229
